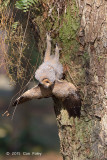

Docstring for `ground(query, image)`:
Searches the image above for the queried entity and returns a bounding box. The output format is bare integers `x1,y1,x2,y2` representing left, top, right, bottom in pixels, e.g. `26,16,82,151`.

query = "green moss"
75,117,92,140
59,1,80,59
72,115,94,158
33,0,80,59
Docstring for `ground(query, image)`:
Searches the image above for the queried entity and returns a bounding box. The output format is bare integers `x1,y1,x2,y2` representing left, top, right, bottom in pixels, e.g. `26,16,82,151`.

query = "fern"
15,0,38,12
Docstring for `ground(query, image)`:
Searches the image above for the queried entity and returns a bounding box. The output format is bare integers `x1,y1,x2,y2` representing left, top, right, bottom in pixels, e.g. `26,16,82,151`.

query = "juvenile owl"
35,33,63,88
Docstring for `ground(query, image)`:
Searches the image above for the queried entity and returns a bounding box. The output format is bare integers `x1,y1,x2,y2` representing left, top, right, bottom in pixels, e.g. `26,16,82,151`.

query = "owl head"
35,63,56,88
41,78,53,88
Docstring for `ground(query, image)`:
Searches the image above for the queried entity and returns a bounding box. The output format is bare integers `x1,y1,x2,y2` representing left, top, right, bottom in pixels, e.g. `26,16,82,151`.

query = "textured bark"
53,0,107,160
78,0,107,159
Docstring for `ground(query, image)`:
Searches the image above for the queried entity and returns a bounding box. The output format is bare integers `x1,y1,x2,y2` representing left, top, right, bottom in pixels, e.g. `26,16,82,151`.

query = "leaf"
15,0,38,12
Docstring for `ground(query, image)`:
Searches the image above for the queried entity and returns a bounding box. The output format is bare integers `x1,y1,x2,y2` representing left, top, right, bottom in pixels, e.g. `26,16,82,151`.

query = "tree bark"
53,0,107,160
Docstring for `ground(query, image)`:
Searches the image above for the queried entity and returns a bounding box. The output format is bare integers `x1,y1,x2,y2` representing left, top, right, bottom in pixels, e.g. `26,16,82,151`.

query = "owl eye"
46,81,50,83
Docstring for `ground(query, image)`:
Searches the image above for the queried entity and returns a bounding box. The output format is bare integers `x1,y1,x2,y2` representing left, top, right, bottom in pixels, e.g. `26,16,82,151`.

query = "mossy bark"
77,0,107,159
31,0,107,159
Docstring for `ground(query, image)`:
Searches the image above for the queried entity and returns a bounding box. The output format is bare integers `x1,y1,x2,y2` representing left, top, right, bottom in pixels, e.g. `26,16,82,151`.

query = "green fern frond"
15,0,38,12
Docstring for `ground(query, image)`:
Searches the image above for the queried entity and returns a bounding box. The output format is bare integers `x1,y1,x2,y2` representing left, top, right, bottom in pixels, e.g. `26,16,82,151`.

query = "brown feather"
13,84,52,106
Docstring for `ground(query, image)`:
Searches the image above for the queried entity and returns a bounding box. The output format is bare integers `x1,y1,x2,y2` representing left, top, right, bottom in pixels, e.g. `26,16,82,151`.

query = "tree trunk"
28,0,107,159
53,0,107,160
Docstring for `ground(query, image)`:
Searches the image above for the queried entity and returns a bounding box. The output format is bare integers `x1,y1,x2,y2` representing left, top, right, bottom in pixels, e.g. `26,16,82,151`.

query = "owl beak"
41,78,52,88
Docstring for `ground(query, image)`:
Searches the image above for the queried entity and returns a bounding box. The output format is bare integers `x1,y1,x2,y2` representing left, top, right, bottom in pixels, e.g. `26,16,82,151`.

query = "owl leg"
44,32,51,62
55,43,59,60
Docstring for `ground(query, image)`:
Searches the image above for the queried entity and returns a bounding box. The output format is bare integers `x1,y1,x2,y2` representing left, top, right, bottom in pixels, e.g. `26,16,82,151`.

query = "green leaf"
15,0,38,12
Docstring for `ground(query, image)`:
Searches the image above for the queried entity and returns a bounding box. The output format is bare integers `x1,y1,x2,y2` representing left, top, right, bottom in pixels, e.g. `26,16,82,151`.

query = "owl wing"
52,80,81,117
13,80,81,117
13,84,52,106
52,80,78,98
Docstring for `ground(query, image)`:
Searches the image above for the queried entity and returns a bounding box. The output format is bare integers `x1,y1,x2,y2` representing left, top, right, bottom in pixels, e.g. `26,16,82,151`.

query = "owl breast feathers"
35,56,63,84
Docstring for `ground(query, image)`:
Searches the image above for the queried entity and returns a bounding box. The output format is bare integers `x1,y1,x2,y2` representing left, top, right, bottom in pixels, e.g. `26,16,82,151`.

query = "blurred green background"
0,15,60,158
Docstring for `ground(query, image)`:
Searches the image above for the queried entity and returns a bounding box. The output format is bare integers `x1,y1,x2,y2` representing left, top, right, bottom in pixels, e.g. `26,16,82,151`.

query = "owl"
12,79,81,117
8,33,81,118
35,33,63,88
